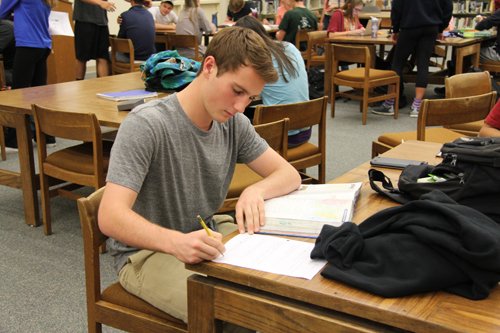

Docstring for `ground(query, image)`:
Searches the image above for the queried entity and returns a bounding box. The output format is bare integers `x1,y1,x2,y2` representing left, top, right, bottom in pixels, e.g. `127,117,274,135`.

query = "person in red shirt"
326,0,365,37
479,99,500,137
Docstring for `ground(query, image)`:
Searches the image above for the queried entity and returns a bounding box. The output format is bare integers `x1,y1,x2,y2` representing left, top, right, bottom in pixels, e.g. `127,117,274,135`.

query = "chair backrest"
109,36,139,75
417,91,497,140
253,97,328,183
254,118,289,158
295,29,312,57
331,43,370,77
445,71,492,98
306,30,327,69
77,187,106,319
167,34,200,61
32,104,105,187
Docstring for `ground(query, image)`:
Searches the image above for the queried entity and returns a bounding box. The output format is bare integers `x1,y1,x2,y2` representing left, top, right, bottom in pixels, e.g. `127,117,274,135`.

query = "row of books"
453,0,491,14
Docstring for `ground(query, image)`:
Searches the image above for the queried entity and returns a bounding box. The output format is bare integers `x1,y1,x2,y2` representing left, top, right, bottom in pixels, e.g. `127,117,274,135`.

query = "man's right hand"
100,0,116,12
170,229,225,264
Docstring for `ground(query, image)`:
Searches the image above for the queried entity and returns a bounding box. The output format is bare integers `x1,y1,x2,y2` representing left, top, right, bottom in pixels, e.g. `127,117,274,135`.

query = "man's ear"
202,56,217,76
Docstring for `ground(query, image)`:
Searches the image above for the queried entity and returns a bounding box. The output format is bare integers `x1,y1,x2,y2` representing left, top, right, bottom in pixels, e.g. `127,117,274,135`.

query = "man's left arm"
235,147,301,234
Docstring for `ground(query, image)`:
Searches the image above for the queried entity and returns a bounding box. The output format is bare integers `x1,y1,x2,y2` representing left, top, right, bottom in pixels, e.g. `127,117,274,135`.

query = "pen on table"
196,215,224,257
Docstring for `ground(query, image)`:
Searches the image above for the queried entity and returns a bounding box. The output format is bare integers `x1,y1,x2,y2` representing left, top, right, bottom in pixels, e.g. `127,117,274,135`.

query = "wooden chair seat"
101,283,186,325
335,68,398,82
45,141,112,175
287,142,320,162
225,164,262,198
377,127,464,147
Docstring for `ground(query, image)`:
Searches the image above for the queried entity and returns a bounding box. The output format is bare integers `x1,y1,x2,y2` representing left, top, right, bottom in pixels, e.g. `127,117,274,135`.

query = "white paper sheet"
213,234,326,280
49,11,74,36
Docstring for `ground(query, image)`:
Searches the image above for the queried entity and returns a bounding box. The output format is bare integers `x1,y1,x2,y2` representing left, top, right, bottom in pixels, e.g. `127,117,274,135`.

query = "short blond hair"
202,27,278,83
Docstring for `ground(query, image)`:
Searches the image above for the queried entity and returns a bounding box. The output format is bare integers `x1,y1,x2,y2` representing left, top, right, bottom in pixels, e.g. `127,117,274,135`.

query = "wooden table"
186,141,500,333
0,72,148,226
325,31,490,102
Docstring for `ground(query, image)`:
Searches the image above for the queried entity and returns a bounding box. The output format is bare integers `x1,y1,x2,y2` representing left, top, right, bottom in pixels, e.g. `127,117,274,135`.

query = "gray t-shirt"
106,94,268,271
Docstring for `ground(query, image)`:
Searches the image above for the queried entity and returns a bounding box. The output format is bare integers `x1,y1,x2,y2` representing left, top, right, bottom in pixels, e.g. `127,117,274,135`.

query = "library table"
325,31,491,101
0,72,150,226
186,140,500,333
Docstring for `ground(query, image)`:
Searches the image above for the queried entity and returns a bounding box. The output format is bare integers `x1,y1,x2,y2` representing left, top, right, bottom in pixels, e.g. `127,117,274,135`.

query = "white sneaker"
371,104,395,116
409,106,419,118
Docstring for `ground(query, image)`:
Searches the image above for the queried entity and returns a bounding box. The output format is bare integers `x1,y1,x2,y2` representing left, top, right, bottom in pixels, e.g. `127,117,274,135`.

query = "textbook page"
96,89,158,101
258,183,362,238
213,234,326,280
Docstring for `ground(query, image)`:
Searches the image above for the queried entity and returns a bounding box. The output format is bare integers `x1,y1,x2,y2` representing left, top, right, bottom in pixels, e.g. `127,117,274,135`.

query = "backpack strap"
368,169,411,204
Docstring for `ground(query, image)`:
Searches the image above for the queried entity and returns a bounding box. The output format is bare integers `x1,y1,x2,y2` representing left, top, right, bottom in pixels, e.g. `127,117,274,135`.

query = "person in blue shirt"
118,0,156,61
235,16,311,147
0,0,56,148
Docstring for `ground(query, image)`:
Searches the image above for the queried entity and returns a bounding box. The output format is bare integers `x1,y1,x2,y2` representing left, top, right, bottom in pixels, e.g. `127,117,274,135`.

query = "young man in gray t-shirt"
98,27,301,324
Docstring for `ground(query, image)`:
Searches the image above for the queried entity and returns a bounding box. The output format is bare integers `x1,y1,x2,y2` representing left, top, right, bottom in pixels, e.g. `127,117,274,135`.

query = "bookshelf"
452,0,494,29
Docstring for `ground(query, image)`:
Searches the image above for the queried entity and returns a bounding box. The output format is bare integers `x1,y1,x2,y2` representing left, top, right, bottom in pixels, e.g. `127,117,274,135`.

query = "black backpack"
369,137,500,223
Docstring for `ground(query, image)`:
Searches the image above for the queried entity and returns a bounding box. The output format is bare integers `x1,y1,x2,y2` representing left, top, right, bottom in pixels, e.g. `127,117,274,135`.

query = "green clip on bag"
141,50,201,92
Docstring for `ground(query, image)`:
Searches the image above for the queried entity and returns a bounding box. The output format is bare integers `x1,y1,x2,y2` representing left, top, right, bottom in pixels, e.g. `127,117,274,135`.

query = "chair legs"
0,126,6,161
39,173,52,235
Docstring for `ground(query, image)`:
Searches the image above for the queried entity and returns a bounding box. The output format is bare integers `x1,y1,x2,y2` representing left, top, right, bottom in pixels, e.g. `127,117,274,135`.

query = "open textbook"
258,183,362,238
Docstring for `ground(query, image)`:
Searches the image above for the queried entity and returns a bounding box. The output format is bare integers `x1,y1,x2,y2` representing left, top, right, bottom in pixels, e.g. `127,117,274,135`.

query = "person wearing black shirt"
475,9,500,63
226,0,253,22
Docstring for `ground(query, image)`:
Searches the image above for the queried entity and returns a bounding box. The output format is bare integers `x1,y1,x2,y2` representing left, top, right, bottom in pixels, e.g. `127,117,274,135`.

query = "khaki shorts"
119,215,239,323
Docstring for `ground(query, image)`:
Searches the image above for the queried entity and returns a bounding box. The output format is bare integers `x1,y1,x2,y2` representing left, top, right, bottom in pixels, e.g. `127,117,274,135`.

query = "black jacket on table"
311,191,500,300
475,9,500,56
391,0,453,33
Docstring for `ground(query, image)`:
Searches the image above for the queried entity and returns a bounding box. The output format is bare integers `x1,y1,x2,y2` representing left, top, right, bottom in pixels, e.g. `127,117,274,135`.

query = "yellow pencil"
197,215,224,257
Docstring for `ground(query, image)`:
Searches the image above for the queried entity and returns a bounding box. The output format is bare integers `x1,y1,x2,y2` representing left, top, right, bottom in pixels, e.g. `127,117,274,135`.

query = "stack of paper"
96,89,158,101
258,183,362,238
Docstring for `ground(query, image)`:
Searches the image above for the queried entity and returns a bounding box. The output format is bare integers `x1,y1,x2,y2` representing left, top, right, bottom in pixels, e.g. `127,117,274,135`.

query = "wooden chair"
77,187,188,333
218,118,289,213
305,30,327,70
109,37,142,75
167,34,201,61
295,29,312,60
329,43,400,125
254,96,328,184
371,92,497,157
32,104,113,235
444,71,492,135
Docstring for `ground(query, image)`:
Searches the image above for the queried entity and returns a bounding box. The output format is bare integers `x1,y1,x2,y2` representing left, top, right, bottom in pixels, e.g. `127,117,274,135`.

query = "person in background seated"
98,27,301,328
326,0,364,37
275,0,292,25
118,0,156,61
0,0,56,148
73,0,116,80
236,16,310,147
277,0,318,50
479,99,500,137
148,0,178,29
474,9,500,63
176,0,215,59
321,0,345,31
226,0,253,23
370,0,452,118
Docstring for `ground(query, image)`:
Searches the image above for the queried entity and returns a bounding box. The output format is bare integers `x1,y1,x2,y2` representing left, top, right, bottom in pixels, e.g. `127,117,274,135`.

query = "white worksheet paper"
213,234,326,280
